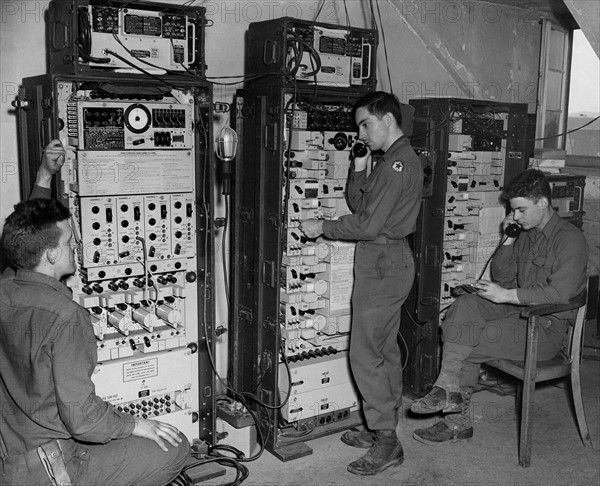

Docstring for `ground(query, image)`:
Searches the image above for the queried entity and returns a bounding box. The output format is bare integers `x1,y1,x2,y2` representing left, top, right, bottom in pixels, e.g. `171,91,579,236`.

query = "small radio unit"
246,17,377,91
47,0,207,76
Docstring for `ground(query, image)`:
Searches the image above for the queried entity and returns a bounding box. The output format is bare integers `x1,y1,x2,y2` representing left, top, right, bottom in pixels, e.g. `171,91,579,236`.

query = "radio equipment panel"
246,18,377,90
402,98,529,397
47,0,207,76
14,73,215,444
71,101,194,150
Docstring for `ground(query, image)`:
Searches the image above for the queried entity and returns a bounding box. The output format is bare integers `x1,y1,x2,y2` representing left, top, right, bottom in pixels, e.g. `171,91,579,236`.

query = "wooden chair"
487,289,593,467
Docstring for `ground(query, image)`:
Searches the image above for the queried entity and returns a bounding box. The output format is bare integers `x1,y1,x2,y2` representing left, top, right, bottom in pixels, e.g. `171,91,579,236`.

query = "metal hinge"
238,306,253,322
263,317,276,332
240,208,254,223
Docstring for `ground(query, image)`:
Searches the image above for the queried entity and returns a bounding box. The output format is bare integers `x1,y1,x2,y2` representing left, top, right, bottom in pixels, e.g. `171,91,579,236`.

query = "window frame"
536,18,573,150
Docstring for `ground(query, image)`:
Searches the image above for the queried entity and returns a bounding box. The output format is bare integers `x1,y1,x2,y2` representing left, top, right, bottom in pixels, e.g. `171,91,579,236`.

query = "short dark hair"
353,91,403,127
502,169,552,204
2,198,71,270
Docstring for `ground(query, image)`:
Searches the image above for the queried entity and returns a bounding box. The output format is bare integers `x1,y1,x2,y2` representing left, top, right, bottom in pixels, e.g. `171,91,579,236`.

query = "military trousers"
350,237,414,431
1,434,191,486
441,293,568,387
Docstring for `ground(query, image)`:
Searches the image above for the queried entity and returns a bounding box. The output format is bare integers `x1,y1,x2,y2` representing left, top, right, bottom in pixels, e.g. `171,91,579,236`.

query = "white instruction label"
77,150,194,196
123,358,159,382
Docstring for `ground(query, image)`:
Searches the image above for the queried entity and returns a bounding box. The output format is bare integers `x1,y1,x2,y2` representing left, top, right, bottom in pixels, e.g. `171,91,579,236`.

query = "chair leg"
519,316,540,468
571,371,593,447
519,378,534,467
515,381,523,436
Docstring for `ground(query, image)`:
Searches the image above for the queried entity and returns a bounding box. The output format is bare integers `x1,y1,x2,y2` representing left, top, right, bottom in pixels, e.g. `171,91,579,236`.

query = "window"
536,19,572,150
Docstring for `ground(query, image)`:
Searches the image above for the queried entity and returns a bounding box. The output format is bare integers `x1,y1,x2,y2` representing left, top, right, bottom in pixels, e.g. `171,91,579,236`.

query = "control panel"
72,101,194,150
93,347,196,434
403,98,529,396
278,351,357,430
439,110,512,307
85,4,198,71
246,18,377,90
546,174,586,226
233,91,363,452
32,75,215,442
47,0,207,76
280,98,359,367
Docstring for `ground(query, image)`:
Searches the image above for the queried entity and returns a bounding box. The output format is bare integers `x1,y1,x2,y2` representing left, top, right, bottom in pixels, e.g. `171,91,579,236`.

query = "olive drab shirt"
491,211,588,321
0,270,136,455
322,136,423,241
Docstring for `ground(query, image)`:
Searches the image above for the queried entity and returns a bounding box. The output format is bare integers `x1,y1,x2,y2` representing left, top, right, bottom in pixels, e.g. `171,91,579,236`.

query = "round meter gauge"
124,104,151,134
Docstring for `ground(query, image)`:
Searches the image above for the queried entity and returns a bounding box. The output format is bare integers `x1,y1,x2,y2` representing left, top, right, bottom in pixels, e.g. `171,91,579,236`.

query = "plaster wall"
1,1,49,223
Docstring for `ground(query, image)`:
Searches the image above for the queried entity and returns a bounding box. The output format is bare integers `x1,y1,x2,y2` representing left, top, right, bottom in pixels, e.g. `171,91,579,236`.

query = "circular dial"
124,104,151,134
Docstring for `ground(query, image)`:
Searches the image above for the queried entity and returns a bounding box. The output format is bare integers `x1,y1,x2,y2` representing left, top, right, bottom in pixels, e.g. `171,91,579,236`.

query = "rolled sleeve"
29,185,51,199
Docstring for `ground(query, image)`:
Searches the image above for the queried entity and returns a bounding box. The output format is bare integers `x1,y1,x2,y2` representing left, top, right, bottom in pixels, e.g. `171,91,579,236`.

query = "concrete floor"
204,329,600,486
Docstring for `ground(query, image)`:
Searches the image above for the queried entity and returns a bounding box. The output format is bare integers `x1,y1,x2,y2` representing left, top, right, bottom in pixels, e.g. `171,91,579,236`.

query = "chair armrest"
520,290,587,318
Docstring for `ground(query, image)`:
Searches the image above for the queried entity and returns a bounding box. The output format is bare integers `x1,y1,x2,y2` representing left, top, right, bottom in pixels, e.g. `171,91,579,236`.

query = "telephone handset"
505,223,522,238
352,142,368,158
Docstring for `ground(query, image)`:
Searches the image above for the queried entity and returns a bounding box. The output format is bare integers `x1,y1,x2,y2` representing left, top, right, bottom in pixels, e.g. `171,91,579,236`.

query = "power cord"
76,8,111,64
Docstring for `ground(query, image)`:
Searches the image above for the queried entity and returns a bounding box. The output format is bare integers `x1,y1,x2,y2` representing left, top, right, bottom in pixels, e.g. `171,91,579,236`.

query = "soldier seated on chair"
410,169,588,445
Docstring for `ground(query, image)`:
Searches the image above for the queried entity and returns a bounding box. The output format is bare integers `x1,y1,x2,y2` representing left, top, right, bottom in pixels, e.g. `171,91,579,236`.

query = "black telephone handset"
505,223,522,238
352,142,368,158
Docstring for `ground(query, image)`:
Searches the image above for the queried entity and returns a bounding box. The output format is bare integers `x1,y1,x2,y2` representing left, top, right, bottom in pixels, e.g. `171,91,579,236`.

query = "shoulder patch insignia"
392,161,404,173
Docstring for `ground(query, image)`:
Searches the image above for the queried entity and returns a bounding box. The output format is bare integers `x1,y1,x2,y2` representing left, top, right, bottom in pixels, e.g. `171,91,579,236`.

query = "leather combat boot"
410,385,463,414
347,429,404,476
413,386,474,445
340,428,374,449
411,341,473,414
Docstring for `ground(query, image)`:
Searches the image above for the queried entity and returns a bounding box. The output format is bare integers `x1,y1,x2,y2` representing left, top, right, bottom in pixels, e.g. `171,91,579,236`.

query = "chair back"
565,286,588,363
565,288,588,366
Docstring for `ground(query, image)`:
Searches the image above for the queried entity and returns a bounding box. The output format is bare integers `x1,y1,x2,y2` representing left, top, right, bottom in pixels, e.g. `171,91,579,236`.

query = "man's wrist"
35,169,53,188
315,220,324,237
506,288,520,304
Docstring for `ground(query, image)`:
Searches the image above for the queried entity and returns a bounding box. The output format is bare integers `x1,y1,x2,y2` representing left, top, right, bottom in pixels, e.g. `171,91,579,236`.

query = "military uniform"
441,211,589,389
411,208,589,445
322,136,423,431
